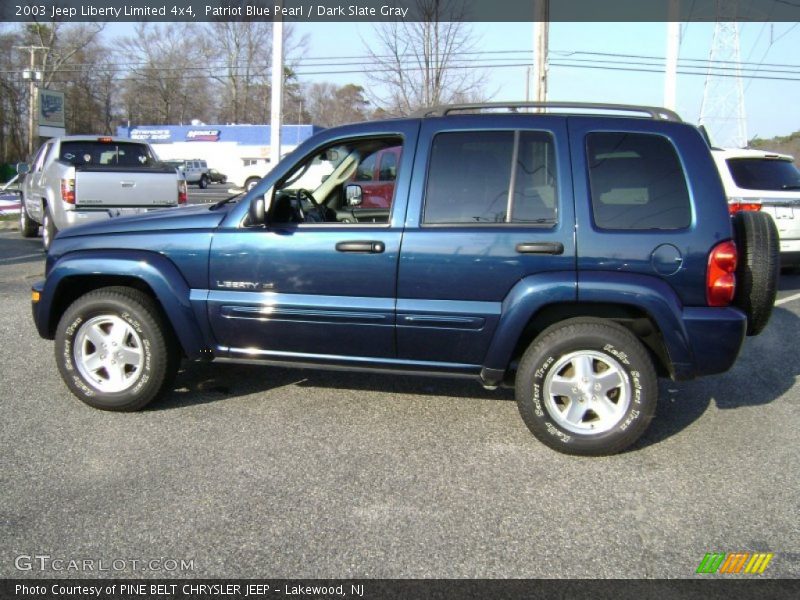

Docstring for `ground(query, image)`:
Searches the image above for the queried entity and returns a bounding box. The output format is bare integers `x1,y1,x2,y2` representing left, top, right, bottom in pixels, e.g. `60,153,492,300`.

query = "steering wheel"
296,188,321,209
295,188,330,223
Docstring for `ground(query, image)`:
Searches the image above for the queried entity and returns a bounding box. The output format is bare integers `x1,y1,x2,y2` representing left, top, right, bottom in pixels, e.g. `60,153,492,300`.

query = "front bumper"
31,280,50,339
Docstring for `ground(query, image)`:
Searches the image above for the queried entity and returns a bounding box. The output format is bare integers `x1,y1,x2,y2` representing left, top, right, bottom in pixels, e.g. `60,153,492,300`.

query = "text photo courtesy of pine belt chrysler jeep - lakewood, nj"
30,103,780,456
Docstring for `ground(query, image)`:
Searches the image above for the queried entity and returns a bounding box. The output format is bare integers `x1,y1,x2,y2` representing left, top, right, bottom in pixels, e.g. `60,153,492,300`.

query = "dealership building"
115,124,323,186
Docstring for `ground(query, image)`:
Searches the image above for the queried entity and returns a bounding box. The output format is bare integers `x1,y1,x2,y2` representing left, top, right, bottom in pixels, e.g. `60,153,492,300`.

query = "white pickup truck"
17,136,188,250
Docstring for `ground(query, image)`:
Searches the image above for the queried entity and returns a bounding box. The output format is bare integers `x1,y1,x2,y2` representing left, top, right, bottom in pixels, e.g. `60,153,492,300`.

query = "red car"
350,145,401,209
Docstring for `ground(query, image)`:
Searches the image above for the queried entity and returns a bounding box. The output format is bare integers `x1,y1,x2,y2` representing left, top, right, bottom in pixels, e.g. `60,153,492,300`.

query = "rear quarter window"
586,132,691,230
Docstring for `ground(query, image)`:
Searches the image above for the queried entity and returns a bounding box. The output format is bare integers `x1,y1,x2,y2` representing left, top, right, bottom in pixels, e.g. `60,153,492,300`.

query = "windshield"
59,141,158,168
726,158,800,191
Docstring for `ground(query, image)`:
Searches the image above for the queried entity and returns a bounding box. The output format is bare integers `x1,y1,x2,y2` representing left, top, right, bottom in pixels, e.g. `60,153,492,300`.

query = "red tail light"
60,178,75,204
707,240,737,306
178,180,187,205
97,137,113,143
728,201,761,214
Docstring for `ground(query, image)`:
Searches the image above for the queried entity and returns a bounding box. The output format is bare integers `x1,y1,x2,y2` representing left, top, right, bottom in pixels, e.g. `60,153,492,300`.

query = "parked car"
349,145,402,209
31,102,779,456
711,148,800,266
182,159,211,189
208,168,227,184
17,136,187,250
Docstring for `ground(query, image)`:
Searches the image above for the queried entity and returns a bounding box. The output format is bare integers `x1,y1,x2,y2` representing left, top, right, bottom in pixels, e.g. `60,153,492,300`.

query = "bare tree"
0,25,26,163
202,22,309,124
120,23,212,125
202,21,271,124
364,0,487,115
305,82,371,127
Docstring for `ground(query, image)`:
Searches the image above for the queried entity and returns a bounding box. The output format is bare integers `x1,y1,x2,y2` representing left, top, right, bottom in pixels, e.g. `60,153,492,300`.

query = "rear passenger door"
567,117,710,306
397,116,576,365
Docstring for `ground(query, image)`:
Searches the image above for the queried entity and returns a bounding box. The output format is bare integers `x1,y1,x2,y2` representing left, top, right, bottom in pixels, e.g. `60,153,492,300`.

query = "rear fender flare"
483,272,577,372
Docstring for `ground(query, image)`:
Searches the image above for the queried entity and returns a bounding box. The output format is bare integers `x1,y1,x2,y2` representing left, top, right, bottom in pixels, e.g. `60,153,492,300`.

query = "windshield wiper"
781,184,800,190
210,191,245,210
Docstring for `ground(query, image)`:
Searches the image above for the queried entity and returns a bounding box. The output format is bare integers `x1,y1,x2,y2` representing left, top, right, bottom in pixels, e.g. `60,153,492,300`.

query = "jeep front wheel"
515,319,657,456
54,287,179,411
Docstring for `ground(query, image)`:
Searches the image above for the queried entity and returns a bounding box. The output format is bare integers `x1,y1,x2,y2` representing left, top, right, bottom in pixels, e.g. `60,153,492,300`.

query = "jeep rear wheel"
515,319,657,456
732,211,779,336
54,287,179,411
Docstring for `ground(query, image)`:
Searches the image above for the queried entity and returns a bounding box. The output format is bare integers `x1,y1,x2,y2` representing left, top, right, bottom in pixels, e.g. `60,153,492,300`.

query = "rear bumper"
673,306,747,380
58,208,160,230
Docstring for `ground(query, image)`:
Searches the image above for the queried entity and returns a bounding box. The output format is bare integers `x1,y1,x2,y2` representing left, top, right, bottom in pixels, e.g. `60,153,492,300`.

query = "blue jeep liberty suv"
31,102,780,455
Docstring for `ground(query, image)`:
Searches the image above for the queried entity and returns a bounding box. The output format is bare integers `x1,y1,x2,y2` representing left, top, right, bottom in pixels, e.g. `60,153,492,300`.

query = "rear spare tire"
732,211,779,336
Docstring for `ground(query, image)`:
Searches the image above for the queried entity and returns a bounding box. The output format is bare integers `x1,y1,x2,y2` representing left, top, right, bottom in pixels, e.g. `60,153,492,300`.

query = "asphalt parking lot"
0,222,798,579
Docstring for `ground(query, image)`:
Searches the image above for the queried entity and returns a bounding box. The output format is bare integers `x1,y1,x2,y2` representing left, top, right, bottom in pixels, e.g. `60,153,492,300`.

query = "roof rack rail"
411,102,682,122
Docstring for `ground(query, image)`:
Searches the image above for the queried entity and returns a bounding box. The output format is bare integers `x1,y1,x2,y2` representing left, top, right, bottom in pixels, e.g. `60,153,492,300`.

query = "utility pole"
699,1,747,148
532,0,549,105
664,0,681,110
270,12,284,168
17,45,47,157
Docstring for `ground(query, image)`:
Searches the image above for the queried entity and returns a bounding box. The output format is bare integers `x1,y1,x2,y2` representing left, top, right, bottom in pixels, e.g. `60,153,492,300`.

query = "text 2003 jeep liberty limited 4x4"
31,103,780,455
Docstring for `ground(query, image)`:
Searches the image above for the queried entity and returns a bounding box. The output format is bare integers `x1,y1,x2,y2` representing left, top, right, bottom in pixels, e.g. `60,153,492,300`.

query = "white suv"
182,159,210,188
712,148,800,266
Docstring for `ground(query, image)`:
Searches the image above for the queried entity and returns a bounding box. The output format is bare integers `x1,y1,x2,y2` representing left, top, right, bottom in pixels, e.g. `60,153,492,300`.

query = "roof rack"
411,102,682,122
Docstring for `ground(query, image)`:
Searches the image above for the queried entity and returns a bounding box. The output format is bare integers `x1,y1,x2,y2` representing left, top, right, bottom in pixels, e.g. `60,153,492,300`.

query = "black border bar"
1,0,799,23
3,579,800,600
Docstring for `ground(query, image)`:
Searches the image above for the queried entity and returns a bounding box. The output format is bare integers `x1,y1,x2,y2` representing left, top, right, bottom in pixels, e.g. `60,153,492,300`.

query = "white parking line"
0,252,42,263
775,292,800,306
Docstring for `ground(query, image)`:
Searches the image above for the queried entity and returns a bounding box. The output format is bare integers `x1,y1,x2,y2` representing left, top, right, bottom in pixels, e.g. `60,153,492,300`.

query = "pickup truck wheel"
54,287,179,411
515,319,657,456
42,209,57,251
19,203,39,238
732,211,779,336
199,175,209,189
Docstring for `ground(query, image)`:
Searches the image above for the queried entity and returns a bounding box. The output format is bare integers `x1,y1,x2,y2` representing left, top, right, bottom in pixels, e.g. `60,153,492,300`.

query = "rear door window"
586,132,691,230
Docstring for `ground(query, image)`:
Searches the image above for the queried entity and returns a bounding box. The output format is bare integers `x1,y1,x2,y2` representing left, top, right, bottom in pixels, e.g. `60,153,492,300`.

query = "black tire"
54,287,179,411
732,211,779,336
199,175,209,189
515,318,658,456
18,201,39,238
244,177,260,192
42,208,57,251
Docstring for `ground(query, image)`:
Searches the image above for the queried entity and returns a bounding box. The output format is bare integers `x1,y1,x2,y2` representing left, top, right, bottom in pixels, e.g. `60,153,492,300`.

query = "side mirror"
249,195,267,225
16,162,30,175
345,184,362,207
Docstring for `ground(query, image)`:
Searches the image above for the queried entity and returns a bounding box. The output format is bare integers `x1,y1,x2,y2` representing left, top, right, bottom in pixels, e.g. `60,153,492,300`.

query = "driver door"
207,129,416,362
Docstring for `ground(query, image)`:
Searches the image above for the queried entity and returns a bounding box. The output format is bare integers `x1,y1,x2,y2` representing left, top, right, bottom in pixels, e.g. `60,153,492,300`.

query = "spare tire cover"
731,211,779,336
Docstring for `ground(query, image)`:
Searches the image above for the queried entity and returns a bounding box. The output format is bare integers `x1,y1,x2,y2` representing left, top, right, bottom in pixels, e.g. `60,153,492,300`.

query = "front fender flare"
35,249,208,359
